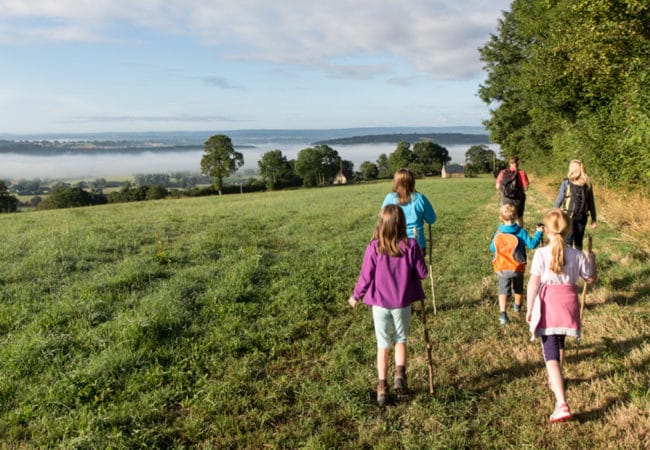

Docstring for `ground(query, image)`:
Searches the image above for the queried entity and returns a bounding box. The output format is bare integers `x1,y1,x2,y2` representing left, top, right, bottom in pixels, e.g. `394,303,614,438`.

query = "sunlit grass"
0,176,647,447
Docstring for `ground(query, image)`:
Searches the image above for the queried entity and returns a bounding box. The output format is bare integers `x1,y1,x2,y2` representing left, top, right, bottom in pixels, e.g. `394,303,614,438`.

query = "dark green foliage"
464,144,496,174
376,153,391,178
413,141,451,176
480,0,650,190
386,141,451,177
37,185,106,210
107,183,168,203
359,161,379,180
0,181,18,213
387,141,414,174
258,149,295,190
294,145,341,187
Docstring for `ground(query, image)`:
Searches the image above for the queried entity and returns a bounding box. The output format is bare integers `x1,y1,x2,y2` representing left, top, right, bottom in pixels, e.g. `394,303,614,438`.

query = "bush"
37,187,106,210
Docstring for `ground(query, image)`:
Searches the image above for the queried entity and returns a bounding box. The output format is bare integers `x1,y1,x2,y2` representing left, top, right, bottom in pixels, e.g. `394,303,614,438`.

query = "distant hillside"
0,127,490,156
0,140,255,155
313,133,490,146
0,126,488,145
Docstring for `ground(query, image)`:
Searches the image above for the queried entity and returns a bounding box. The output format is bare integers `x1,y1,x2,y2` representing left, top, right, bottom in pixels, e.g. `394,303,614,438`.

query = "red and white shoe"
550,403,572,423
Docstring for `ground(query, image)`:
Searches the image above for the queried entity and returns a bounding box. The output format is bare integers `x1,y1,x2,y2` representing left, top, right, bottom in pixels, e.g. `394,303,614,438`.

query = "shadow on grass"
451,334,649,422
572,396,620,423
588,258,650,309
570,334,650,365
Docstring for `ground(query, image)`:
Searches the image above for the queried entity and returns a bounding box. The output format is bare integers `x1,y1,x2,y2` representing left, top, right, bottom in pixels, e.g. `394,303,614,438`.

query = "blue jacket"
382,192,436,250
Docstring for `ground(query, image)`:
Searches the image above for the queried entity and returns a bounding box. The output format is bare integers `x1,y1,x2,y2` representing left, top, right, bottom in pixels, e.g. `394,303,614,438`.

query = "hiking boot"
513,303,522,313
394,376,410,402
549,403,572,423
376,383,388,408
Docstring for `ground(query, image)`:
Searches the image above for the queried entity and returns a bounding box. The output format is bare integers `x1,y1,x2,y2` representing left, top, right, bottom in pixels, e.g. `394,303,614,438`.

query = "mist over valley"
1,127,494,180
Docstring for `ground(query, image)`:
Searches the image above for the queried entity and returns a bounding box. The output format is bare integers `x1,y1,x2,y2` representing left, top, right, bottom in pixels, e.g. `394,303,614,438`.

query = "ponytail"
549,233,566,274
543,208,571,274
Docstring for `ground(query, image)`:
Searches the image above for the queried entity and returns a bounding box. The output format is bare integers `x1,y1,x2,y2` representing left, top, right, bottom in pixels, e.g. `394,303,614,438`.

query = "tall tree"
294,145,340,187
413,141,450,175
376,154,391,178
388,141,414,174
359,161,379,180
258,149,294,190
200,135,244,195
479,0,650,188
464,144,496,174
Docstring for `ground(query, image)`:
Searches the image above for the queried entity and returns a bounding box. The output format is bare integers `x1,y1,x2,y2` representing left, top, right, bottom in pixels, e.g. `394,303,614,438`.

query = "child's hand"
348,295,358,308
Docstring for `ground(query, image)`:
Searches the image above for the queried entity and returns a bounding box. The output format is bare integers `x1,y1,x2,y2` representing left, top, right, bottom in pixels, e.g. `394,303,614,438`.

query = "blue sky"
0,1,512,134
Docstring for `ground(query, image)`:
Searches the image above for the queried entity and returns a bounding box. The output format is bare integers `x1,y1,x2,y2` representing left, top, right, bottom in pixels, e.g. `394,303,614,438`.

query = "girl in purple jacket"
348,204,428,407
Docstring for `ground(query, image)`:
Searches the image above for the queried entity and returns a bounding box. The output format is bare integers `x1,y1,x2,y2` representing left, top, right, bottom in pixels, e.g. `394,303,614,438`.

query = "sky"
0,0,512,135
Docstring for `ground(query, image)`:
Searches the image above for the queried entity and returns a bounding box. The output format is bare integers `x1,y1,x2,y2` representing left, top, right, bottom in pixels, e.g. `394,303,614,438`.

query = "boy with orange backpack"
490,204,544,325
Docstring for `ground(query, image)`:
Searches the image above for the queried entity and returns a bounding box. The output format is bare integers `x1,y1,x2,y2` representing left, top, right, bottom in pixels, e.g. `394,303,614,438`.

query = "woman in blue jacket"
381,168,436,251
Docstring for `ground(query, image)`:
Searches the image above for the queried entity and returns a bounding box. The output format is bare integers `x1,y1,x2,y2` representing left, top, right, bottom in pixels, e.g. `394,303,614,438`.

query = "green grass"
0,176,648,448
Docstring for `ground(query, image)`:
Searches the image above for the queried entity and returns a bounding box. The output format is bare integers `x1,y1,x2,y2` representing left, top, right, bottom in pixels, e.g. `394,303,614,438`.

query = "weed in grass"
154,230,172,266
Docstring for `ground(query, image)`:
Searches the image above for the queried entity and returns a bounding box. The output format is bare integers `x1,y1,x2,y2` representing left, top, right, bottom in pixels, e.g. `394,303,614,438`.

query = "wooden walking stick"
576,235,593,357
429,223,437,315
580,235,593,321
414,226,434,394
420,299,435,395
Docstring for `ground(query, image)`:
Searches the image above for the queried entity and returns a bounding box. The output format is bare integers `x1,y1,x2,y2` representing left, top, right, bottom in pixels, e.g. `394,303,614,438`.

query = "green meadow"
1,176,648,448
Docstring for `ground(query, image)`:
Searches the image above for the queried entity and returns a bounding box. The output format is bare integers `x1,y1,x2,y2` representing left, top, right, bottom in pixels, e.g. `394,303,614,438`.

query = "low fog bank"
1,143,492,180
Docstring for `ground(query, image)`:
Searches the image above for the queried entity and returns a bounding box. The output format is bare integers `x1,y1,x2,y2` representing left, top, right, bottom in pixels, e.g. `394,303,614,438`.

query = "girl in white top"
527,208,596,423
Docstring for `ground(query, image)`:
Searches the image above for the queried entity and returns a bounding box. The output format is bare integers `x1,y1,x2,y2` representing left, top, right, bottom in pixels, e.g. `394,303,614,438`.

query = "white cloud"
0,0,510,79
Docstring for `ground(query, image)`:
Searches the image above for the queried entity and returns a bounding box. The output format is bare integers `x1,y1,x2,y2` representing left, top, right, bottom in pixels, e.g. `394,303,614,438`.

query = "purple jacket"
353,238,428,309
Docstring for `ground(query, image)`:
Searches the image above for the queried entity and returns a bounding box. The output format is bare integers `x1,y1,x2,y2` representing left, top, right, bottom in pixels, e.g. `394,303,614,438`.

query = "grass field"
0,176,648,448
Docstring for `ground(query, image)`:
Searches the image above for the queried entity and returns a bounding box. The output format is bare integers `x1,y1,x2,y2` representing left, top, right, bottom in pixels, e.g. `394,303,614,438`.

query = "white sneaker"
549,403,572,423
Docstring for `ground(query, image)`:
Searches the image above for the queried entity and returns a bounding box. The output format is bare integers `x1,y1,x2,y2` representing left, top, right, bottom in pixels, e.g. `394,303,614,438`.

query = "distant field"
0,176,647,448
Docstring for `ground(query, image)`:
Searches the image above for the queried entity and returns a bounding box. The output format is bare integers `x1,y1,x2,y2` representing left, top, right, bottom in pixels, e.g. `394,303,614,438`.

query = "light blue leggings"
372,305,412,349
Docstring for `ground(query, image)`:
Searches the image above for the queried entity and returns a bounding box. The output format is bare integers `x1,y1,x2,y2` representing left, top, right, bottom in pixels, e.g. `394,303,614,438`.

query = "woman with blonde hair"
527,208,596,422
553,159,597,249
381,168,436,250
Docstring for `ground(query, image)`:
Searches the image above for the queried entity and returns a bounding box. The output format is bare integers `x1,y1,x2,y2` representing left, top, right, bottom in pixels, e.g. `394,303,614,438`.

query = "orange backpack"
492,232,526,274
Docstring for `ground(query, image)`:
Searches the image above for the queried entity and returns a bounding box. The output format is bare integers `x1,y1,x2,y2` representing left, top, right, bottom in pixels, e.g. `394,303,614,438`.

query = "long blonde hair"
544,208,571,274
373,204,407,256
392,168,415,205
567,159,591,188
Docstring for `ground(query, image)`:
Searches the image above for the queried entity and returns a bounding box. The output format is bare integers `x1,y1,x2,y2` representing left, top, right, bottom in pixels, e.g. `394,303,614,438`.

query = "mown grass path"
0,176,647,448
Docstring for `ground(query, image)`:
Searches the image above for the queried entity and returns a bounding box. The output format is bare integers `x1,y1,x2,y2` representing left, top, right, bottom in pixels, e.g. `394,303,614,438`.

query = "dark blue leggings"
565,219,587,250
541,335,566,362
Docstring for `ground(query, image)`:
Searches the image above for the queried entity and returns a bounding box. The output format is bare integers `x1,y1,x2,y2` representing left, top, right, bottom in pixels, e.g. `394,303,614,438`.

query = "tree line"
200,134,454,193
479,0,650,190
2,135,481,212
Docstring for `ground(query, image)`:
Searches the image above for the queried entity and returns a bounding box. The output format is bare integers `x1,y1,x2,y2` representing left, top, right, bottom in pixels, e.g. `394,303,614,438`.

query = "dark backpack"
501,169,522,199
562,180,588,219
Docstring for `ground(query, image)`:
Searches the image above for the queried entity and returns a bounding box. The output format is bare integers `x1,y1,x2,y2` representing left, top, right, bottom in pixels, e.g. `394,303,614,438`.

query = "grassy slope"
0,176,647,448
